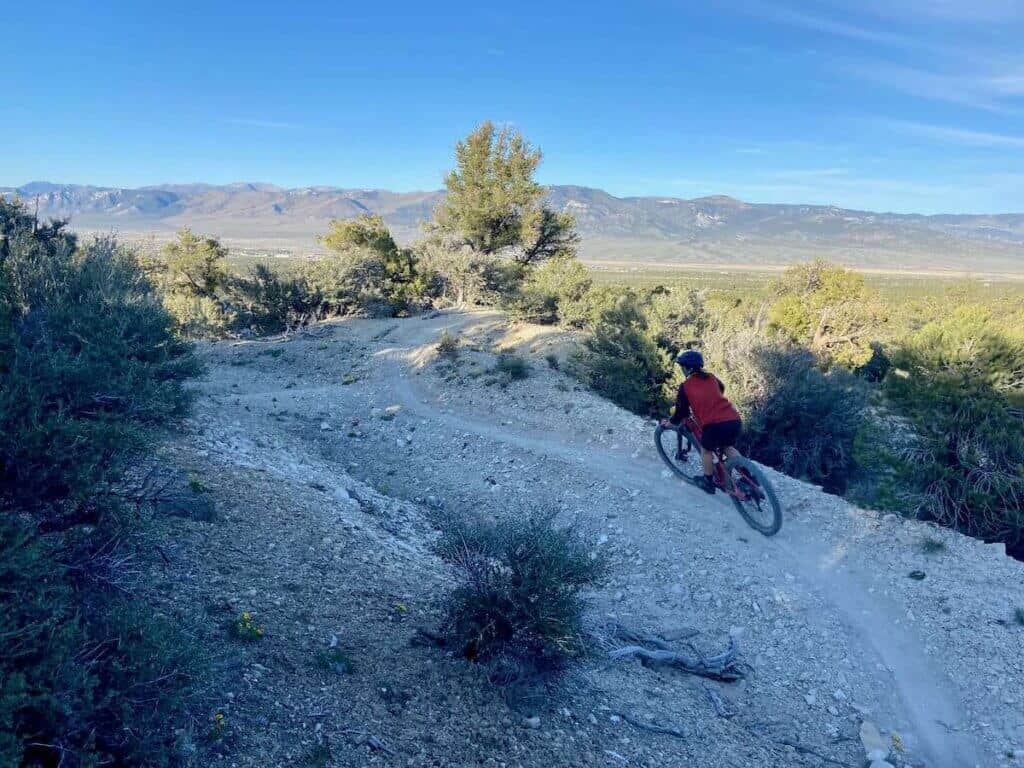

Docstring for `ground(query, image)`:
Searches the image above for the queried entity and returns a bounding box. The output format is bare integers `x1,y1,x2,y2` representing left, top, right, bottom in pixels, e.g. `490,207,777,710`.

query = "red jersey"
672,373,740,428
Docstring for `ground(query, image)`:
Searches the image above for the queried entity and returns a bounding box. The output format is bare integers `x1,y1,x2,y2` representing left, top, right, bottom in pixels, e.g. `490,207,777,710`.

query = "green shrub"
0,200,206,765
645,286,708,351
885,308,1024,545
150,229,235,337
318,214,428,315
436,329,460,361
708,330,867,493
415,240,524,306
437,512,606,673
230,263,322,334
304,247,389,317
510,255,593,326
767,260,887,369
579,291,673,414
1,520,207,767
230,610,266,642
162,291,235,338
0,232,197,519
493,351,531,381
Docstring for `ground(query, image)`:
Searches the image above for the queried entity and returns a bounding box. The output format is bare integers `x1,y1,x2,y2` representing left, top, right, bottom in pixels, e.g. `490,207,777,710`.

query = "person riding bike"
660,350,742,495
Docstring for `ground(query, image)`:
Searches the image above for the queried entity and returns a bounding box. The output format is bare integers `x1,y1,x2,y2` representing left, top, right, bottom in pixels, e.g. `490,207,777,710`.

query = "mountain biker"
660,350,742,495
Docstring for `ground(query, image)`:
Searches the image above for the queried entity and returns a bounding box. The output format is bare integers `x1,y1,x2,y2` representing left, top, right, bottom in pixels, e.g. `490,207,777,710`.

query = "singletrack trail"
166,310,1022,767
376,313,985,768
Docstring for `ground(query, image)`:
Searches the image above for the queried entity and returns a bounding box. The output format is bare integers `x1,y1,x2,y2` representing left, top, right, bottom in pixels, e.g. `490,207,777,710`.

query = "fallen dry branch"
703,683,738,718
613,711,688,740
775,737,856,768
604,626,749,682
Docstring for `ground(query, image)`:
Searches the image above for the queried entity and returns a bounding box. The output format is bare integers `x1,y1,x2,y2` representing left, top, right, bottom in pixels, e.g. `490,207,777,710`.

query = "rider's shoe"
693,474,716,495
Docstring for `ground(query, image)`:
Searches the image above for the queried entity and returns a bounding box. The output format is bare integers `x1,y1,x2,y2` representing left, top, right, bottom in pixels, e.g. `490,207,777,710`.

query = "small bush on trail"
436,329,460,361
437,512,607,675
493,351,530,381
921,535,946,554
230,610,266,642
545,353,560,370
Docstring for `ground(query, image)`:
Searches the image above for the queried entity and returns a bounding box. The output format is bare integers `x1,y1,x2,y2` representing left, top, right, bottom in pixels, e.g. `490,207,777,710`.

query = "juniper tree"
432,121,577,263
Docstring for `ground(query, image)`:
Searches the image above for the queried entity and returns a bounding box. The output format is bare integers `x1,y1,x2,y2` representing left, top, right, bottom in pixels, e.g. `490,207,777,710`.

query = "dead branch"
775,737,857,768
703,683,737,718
613,710,688,740
606,629,749,682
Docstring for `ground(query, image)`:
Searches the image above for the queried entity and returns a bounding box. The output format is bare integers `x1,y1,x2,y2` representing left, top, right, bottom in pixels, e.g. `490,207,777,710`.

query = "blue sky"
2,0,1023,213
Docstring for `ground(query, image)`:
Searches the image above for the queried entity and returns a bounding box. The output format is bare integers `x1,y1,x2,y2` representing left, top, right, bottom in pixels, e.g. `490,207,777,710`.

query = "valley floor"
148,310,1024,768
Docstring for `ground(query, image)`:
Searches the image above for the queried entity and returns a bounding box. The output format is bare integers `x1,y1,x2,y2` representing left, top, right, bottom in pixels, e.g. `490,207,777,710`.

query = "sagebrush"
437,512,606,675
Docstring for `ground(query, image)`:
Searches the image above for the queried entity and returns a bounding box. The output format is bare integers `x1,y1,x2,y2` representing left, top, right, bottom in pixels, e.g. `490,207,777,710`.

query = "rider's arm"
669,384,689,425
715,375,725,394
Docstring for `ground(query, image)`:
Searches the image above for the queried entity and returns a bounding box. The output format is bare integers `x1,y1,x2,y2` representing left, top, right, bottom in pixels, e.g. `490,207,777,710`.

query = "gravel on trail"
145,310,1024,768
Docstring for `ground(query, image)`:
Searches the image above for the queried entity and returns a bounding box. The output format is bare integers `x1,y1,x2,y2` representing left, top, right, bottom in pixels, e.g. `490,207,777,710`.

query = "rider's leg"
701,448,715,475
694,448,716,494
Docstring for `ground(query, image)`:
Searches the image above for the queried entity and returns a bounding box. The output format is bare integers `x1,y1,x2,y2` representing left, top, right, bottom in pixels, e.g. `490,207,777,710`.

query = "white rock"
859,721,889,762
869,762,894,768
524,716,541,729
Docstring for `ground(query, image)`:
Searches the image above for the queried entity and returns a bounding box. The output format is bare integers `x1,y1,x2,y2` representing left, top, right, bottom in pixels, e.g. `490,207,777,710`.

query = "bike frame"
672,418,752,501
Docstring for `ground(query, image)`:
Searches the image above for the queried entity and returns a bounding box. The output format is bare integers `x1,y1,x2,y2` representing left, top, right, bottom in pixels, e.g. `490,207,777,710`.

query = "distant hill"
4,181,1024,273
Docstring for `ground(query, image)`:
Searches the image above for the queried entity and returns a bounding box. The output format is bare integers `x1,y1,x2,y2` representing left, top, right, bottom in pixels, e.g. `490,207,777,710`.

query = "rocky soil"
144,310,1024,768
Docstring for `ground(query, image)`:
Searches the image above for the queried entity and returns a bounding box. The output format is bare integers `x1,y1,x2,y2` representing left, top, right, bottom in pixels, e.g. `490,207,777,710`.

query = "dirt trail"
156,310,1024,768
377,312,988,768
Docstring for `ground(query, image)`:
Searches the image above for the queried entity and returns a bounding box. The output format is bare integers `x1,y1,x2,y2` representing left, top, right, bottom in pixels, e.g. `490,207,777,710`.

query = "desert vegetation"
522,255,1024,550
436,512,607,676
131,121,1024,555
0,198,206,765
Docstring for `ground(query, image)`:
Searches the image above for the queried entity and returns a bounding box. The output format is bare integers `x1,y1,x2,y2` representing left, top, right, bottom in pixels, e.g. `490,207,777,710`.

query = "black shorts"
700,419,741,451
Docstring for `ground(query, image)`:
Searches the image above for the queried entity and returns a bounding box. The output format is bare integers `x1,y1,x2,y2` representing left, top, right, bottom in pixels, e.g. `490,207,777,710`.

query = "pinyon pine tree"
432,121,577,263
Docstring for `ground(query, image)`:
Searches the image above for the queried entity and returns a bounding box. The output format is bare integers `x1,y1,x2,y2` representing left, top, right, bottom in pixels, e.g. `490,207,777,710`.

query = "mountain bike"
654,418,782,536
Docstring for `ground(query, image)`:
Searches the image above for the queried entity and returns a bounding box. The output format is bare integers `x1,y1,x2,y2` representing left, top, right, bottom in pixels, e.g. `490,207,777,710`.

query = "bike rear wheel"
654,424,695,479
723,457,782,536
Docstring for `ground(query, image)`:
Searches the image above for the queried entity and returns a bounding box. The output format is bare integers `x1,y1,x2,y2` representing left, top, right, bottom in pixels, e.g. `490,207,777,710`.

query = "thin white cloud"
220,117,302,130
734,1,951,53
884,120,1024,148
831,0,1022,23
845,62,1024,114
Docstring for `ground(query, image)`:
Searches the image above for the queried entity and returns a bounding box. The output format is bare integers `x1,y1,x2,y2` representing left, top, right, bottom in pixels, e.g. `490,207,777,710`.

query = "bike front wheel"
723,457,782,536
654,424,695,479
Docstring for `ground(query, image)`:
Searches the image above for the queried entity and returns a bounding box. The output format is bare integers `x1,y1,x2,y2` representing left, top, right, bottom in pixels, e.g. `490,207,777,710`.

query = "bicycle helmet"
676,349,704,372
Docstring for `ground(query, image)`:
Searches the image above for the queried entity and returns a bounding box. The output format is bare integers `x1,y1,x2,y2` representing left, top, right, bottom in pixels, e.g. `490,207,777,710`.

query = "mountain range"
4,181,1024,273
